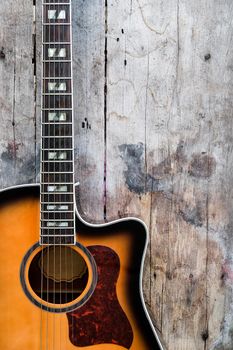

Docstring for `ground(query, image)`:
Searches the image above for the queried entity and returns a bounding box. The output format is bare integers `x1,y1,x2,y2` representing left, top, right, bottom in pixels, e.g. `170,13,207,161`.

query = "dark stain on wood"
67,245,133,349
120,142,216,191
119,142,160,194
179,201,204,227
188,153,216,178
1,141,21,161
201,329,209,341
186,273,196,306
119,142,188,195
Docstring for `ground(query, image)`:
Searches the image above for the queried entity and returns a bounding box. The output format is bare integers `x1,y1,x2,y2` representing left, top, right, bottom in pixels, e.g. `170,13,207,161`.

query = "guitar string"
47,0,52,347
69,0,75,343
70,0,75,343
40,2,44,349
64,7,69,348
40,1,47,349
53,1,56,348
41,1,47,349
58,2,62,348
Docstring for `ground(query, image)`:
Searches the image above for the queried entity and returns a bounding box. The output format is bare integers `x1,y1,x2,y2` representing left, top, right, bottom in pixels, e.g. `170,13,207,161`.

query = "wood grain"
1,0,233,349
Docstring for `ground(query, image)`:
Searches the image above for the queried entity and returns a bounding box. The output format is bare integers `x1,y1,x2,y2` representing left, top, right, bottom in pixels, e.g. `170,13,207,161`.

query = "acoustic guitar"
0,1,163,349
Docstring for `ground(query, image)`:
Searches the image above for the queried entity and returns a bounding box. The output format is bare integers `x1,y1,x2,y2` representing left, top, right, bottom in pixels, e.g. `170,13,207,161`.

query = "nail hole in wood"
0,47,5,59
204,53,211,61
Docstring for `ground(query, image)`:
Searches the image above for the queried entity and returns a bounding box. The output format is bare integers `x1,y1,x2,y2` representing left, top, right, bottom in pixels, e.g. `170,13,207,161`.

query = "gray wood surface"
0,0,233,349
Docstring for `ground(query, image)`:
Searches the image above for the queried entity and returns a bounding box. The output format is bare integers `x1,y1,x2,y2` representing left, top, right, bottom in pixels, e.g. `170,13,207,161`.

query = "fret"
42,136,72,138
43,23,70,26
43,95,72,108
41,234,74,237
43,26,70,42
41,172,73,175
41,214,74,221
43,93,72,96
41,191,73,197
43,62,71,64
42,124,72,136
41,194,73,202
41,180,73,184
41,147,72,150
41,162,73,173
41,161,73,171
41,210,73,213
42,124,72,127
41,193,73,198
43,62,71,77
43,77,72,80
42,210,73,214
42,220,75,224
42,108,72,110
43,1,70,3
41,161,73,164
41,202,74,204
40,237,75,245
42,139,72,149
42,188,73,196
43,2,70,4
42,156,73,162
41,191,74,194
42,138,72,149
41,228,75,234
41,173,73,183
42,42,71,44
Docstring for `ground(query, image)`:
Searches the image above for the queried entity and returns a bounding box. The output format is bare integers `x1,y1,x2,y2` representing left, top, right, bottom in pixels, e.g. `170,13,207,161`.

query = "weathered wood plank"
105,0,233,349
72,0,106,221
0,0,35,187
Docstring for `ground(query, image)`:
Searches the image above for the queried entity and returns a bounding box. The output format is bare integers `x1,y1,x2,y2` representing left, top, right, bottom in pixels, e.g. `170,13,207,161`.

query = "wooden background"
0,0,233,349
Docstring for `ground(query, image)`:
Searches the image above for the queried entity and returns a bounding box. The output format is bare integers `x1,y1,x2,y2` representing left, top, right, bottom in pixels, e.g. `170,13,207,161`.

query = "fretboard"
40,0,75,245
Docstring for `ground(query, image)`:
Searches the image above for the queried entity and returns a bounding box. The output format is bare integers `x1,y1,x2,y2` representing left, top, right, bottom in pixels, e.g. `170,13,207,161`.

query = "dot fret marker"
48,82,67,92
48,10,66,20
47,222,69,227
48,48,66,58
48,151,68,160
46,205,69,211
47,185,68,192
48,112,67,121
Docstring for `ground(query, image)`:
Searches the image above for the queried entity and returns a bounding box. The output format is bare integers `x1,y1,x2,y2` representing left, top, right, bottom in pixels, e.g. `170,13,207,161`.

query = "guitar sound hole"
28,246,89,304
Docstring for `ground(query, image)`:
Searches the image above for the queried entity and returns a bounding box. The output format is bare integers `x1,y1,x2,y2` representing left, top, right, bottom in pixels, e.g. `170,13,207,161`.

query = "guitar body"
0,184,162,350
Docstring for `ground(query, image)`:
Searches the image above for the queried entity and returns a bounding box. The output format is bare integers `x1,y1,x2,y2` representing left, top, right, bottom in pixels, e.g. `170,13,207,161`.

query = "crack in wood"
103,0,108,221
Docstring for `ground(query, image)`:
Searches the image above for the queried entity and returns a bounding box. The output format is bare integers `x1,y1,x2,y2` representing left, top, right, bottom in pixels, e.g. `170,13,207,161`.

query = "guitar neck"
40,0,75,246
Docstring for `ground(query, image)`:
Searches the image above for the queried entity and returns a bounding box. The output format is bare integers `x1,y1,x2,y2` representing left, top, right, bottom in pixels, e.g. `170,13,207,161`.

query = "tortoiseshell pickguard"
67,245,133,349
